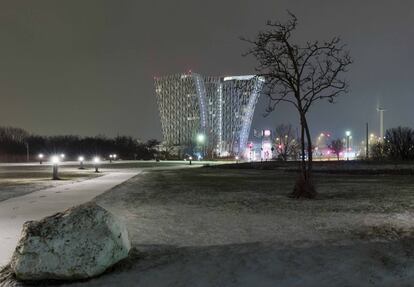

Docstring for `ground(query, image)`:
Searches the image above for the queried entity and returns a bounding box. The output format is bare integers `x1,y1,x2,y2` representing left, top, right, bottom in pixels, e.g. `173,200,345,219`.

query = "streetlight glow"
51,155,60,164
51,155,60,179
78,156,85,169
93,157,100,173
196,133,205,143
345,130,351,136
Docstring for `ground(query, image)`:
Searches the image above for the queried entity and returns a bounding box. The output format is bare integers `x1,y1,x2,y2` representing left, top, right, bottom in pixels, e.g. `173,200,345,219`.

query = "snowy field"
84,165,414,286
0,165,101,202
3,162,414,286
0,160,208,202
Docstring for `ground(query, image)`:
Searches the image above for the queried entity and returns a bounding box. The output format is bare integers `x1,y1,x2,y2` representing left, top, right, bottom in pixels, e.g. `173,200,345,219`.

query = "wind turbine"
377,107,386,141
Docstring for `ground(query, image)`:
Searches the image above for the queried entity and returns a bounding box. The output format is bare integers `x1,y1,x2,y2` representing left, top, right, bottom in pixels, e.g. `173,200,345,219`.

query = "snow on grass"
70,166,414,286
4,162,414,286
0,166,101,202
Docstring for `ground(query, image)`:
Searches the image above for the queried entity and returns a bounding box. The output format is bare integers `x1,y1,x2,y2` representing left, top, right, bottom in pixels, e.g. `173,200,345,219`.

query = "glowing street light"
60,153,65,162
197,133,206,158
78,156,85,169
38,153,44,164
51,155,60,180
235,155,239,164
109,154,113,163
93,157,100,173
189,156,192,165
197,133,205,143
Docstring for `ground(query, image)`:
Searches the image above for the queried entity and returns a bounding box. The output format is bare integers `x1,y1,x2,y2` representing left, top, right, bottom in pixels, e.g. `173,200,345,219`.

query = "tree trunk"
300,122,306,175
290,113,316,199
302,116,313,176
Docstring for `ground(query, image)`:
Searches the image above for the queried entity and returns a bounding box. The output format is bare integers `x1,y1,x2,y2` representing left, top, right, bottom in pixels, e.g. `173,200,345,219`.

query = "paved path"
0,170,140,266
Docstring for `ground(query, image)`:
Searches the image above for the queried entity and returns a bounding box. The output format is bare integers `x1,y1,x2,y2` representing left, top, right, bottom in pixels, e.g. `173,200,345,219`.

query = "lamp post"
93,157,100,173
78,156,85,169
197,133,206,159
109,154,113,163
26,142,29,162
60,153,65,162
345,130,351,161
235,155,239,164
189,156,192,165
38,153,44,164
51,155,60,180
113,154,117,161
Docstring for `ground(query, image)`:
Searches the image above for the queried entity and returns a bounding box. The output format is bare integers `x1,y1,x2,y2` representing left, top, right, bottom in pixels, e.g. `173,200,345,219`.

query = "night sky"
1,0,413,142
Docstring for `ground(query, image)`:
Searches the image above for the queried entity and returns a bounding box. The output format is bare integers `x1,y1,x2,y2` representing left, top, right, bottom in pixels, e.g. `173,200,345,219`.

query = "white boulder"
10,202,131,281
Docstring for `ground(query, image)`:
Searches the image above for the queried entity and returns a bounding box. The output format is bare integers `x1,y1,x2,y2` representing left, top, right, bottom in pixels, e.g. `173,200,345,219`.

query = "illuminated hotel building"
154,72,264,157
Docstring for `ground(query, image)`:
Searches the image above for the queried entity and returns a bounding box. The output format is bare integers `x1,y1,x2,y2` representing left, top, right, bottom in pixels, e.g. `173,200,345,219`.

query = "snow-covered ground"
81,167,414,286
0,165,101,202
3,163,414,286
0,160,204,202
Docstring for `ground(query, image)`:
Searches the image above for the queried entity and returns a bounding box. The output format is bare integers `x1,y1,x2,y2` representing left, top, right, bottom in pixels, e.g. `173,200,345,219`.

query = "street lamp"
235,155,239,164
38,153,44,164
51,155,60,180
109,154,113,163
189,156,192,165
345,131,351,160
196,133,206,158
60,153,65,162
93,157,100,173
78,156,85,169
197,133,205,143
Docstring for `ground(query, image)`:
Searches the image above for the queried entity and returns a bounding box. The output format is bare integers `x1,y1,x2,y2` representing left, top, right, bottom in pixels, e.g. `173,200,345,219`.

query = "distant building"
154,72,264,158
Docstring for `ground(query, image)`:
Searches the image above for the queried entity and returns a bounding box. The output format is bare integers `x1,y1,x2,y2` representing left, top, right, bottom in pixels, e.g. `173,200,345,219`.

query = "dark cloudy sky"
1,0,413,142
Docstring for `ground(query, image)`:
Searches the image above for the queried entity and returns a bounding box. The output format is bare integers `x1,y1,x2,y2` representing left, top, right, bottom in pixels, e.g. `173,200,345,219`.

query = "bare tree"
385,127,414,160
329,138,344,161
274,124,299,161
371,142,388,161
242,12,352,198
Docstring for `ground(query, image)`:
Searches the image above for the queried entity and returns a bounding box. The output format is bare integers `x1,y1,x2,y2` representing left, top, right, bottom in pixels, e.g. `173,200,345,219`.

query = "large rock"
10,202,131,281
